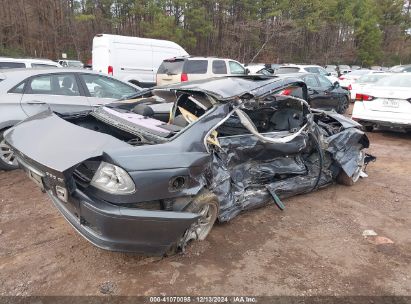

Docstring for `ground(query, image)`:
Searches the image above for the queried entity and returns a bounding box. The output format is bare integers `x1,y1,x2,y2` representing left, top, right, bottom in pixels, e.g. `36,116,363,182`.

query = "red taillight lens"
348,84,352,91
181,73,188,82
280,88,292,95
339,76,345,80
355,93,374,101
108,65,113,76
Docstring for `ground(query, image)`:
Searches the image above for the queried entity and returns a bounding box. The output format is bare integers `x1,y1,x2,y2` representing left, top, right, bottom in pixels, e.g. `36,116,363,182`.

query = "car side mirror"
333,81,340,88
267,68,274,74
327,72,331,76
245,68,250,75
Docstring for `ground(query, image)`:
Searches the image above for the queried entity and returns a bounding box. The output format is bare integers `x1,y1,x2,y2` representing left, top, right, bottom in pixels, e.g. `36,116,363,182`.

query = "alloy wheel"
0,139,18,167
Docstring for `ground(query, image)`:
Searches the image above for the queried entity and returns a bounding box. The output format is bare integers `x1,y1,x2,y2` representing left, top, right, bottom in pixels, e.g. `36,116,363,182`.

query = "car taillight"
108,65,113,76
280,88,292,95
355,93,374,101
348,84,352,90
339,76,345,80
181,73,188,82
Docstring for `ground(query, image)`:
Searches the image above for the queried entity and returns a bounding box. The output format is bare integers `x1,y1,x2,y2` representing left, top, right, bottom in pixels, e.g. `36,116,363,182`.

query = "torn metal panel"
325,127,369,177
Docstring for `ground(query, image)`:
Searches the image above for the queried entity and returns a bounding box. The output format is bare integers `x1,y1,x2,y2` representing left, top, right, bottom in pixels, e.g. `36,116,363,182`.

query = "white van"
92,34,188,88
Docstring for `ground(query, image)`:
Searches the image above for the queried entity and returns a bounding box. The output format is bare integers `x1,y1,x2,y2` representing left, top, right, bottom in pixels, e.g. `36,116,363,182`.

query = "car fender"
0,120,21,131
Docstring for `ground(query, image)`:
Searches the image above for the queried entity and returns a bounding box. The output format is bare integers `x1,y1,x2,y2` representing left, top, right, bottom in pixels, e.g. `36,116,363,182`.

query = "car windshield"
357,74,389,83
374,74,411,87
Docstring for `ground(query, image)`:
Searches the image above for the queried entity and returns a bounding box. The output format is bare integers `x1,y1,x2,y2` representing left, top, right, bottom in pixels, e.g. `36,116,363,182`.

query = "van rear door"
92,35,110,74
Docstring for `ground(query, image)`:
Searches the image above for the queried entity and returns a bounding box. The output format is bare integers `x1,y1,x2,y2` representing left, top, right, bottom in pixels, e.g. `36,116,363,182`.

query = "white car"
349,72,391,99
0,57,61,69
338,69,375,90
275,64,339,84
325,65,338,77
352,73,411,131
338,65,352,75
0,68,141,170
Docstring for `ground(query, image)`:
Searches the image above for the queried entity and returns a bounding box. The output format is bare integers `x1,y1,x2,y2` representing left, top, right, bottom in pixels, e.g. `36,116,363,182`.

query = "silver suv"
156,57,246,86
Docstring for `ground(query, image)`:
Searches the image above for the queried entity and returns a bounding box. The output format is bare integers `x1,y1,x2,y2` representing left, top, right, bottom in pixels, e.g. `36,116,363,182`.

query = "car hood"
4,110,130,172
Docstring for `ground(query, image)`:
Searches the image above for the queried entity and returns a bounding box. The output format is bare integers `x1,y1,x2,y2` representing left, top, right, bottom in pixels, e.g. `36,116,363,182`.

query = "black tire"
365,125,374,132
0,129,19,171
337,96,349,114
128,80,140,87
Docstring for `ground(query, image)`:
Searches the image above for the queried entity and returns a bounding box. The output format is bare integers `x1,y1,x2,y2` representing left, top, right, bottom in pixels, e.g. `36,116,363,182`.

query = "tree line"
0,0,410,66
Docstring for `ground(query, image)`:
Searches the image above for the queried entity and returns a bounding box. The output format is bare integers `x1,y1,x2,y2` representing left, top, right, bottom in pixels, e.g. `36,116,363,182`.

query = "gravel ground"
0,108,410,296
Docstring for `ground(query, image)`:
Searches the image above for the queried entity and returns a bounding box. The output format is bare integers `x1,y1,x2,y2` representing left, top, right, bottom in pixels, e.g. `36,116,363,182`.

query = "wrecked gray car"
4,76,372,255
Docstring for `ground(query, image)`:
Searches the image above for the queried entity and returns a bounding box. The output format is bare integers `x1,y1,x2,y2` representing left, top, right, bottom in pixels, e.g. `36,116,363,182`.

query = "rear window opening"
275,67,300,74
157,59,185,75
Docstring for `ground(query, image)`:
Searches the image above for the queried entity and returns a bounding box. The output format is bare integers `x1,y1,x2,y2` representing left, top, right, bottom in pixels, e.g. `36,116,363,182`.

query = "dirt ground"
0,106,410,296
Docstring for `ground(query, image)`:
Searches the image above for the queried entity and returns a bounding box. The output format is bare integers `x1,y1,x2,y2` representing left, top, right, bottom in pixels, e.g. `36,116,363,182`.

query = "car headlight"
90,162,135,194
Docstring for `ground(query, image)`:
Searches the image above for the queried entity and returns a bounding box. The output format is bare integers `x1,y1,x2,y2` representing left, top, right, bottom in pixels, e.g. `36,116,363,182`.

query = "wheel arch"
0,120,20,132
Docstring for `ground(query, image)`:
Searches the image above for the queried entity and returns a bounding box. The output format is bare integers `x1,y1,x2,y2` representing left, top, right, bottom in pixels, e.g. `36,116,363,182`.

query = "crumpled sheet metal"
325,127,368,177
207,124,366,222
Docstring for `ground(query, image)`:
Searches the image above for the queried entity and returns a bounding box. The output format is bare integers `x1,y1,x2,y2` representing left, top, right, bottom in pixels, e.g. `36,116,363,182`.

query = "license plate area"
381,99,400,108
27,169,45,190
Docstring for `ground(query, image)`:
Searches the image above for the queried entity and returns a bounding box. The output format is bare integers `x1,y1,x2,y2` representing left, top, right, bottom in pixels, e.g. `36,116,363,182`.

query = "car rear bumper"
13,150,199,255
352,102,411,128
46,188,199,255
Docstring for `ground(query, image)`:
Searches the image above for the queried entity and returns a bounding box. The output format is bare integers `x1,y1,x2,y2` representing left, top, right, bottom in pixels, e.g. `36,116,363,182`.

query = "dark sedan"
278,73,350,114
5,76,371,256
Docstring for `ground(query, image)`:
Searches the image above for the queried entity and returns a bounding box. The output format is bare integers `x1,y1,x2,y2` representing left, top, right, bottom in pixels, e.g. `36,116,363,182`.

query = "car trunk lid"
4,110,130,173
362,87,411,114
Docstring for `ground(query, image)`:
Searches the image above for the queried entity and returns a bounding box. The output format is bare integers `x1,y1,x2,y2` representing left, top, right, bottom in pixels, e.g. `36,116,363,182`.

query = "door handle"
27,100,46,105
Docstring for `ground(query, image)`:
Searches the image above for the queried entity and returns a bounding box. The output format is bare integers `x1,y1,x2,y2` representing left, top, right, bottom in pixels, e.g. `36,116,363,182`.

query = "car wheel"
0,129,19,171
337,96,349,114
337,150,365,186
365,125,373,132
176,190,219,252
